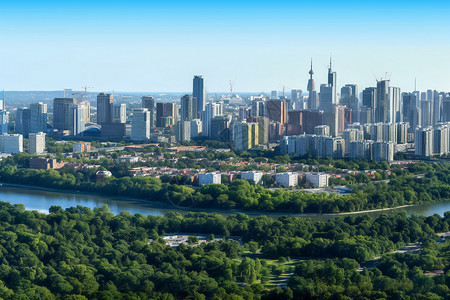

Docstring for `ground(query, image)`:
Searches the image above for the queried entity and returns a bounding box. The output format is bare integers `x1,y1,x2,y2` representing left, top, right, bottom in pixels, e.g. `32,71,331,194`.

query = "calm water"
0,184,449,219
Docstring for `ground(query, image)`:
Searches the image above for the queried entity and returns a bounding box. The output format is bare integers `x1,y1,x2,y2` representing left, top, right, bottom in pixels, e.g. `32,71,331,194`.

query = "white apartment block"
28,132,46,154
240,171,263,184
275,172,298,187
198,172,221,185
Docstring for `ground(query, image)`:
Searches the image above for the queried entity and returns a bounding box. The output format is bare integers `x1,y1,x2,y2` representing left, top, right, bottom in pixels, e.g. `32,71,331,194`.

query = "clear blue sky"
0,1,449,93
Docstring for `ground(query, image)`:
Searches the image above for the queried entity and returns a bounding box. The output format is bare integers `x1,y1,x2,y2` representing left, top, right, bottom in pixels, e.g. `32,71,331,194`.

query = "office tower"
427,89,434,102
193,76,205,118
233,122,258,151
307,59,318,109
181,94,195,122
210,115,231,142
30,102,47,134
142,96,155,127
271,90,278,99
131,108,150,141
0,134,23,153
433,92,443,124
397,122,409,144
113,103,126,123
267,100,287,124
319,84,334,113
443,94,450,122
302,110,324,134
433,124,449,156
362,87,376,123
373,141,395,162
251,99,266,117
97,93,114,125
190,119,202,138
375,80,389,123
287,110,303,136
156,102,177,127
415,127,433,157
421,99,433,127
341,84,359,123
15,108,31,136
53,98,77,131
388,86,401,123
314,125,330,136
176,120,191,142
402,92,418,127
69,103,87,135
28,132,45,154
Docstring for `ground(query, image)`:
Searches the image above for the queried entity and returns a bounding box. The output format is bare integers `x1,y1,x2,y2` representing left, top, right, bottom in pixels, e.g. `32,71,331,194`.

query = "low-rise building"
73,142,91,153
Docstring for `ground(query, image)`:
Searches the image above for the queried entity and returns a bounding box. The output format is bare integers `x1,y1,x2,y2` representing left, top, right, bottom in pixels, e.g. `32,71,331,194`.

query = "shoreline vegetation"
0,155,449,215
0,182,429,218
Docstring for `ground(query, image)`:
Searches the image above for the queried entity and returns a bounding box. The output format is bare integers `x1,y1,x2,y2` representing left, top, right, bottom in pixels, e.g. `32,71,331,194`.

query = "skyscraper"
97,93,114,125
362,87,376,124
203,102,222,137
156,102,177,127
193,75,205,118
53,98,77,131
415,127,433,157
375,80,389,123
181,94,195,122
30,102,47,134
69,103,87,135
131,108,150,141
327,57,337,102
142,96,155,128
113,103,126,123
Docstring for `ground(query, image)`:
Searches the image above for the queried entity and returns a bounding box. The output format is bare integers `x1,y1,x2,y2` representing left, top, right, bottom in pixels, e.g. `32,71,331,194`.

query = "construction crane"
81,86,93,93
229,80,236,98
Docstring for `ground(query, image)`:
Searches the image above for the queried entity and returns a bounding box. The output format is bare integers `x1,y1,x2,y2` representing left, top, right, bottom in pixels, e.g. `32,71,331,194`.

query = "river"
0,184,449,219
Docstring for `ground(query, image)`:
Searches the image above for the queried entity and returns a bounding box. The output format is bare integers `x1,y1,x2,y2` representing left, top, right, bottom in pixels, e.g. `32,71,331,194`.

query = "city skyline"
1,1,450,92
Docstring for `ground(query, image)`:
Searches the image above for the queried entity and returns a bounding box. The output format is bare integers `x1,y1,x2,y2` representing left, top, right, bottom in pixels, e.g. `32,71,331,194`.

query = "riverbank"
1,182,446,219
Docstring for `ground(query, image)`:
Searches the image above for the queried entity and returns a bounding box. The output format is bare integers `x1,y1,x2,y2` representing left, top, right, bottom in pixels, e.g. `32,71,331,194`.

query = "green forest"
0,201,448,299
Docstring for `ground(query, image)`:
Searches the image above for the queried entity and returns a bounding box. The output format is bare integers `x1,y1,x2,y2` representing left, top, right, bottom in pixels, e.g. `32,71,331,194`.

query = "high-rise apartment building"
415,127,434,157
28,132,46,154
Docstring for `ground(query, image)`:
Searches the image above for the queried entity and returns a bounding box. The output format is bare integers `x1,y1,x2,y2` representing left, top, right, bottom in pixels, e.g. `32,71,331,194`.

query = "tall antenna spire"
329,54,332,70
309,58,314,77
414,77,417,91
2,90,5,111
